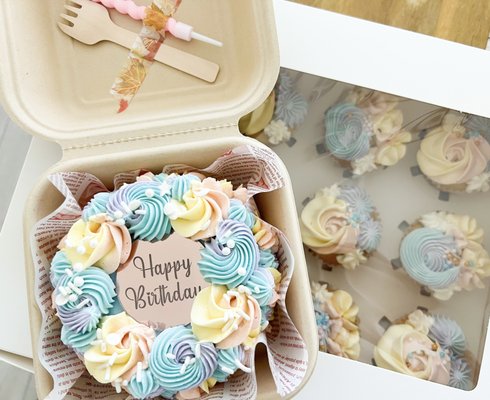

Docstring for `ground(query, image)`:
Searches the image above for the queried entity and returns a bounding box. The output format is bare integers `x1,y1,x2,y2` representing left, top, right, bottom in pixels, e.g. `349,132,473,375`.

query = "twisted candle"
92,0,146,20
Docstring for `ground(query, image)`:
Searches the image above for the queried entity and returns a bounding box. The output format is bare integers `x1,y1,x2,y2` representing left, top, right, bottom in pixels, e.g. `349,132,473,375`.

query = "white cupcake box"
274,1,490,399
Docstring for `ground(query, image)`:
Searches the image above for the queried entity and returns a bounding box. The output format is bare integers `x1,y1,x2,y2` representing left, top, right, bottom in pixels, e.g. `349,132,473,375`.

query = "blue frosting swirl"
82,192,111,221
57,295,101,334
61,325,97,352
106,180,171,242
324,103,371,161
126,369,167,400
429,316,466,357
228,199,256,229
274,89,308,129
400,228,461,290
259,249,279,269
50,251,72,287
449,357,472,390
338,185,374,218
244,268,275,307
166,174,200,201
358,219,382,252
149,326,218,392
212,346,245,383
56,267,116,315
198,220,259,288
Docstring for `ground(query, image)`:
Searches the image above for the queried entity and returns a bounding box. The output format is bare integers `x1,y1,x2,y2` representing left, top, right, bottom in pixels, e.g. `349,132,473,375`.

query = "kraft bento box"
0,0,318,398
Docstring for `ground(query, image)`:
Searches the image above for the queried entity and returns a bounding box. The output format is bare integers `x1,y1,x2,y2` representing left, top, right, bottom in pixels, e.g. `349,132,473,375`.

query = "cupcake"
311,281,360,360
239,69,308,145
374,309,473,390
301,184,382,269
417,111,490,193
324,87,411,176
399,211,490,300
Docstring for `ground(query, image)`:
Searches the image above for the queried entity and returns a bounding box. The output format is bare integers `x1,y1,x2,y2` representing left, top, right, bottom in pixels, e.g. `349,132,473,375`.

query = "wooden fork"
58,0,219,82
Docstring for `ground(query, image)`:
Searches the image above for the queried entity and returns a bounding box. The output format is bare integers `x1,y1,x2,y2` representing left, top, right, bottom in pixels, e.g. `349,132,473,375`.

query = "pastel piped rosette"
311,282,360,360
374,310,473,390
324,87,412,176
301,184,382,269
239,69,308,145
417,112,490,193
49,171,283,399
399,211,490,300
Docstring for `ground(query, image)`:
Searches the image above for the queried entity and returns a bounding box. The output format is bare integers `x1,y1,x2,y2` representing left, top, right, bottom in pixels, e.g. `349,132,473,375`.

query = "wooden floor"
294,0,490,48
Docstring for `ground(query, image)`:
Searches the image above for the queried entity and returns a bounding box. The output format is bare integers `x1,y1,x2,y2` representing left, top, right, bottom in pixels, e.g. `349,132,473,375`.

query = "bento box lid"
0,0,279,150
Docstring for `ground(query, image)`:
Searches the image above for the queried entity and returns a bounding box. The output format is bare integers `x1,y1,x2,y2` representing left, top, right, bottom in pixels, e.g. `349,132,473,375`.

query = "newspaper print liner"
30,145,308,400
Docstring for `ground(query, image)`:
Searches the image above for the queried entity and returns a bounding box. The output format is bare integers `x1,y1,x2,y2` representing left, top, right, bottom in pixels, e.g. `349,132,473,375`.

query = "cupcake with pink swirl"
417,112,490,193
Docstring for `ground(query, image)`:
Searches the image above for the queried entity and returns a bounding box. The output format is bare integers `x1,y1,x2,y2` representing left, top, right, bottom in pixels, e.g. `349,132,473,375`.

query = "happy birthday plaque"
117,234,209,329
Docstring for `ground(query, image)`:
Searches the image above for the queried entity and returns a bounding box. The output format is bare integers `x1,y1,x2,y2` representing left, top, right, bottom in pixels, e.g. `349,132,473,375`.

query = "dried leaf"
111,58,147,98
143,6,168,31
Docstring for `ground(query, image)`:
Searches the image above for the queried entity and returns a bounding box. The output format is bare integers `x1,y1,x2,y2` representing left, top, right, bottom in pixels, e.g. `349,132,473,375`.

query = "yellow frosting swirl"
60,214,131,274
84,313,155,383
166,178,230,240
191,285,261,349
417,115,490,186
300,192,358,255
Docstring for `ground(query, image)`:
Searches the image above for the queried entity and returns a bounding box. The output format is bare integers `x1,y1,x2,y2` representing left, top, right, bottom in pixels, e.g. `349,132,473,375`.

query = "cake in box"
0,1,318,399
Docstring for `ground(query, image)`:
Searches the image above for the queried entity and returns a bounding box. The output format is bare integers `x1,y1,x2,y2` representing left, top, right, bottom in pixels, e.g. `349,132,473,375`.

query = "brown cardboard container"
0,0,317,398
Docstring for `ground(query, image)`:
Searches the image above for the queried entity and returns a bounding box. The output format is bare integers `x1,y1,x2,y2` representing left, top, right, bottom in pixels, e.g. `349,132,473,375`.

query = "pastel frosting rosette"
301,184,382,269
311,282,360,360
239,69,308,145
48,170,283,398
399,211,490,300
324,87,411,176
417,112,490,193
374,310,473,390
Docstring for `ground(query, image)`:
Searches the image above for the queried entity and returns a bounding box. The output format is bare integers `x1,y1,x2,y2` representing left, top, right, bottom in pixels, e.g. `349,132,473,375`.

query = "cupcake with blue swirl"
399,211,490,300
324,87,411,176
374,309,473,390
301,184,382,270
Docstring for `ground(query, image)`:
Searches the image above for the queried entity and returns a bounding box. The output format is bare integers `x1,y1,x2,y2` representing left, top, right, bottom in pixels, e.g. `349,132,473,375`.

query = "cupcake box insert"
0,1,317,399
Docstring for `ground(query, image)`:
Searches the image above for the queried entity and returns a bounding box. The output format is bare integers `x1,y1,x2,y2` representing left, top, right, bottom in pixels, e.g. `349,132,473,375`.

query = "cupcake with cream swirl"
399,211,490,300
301,184,382,269
374,310,473,390
417,112,490,193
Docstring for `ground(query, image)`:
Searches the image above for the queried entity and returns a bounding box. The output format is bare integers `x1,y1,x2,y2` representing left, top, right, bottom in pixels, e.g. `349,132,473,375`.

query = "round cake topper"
117,233,209,329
